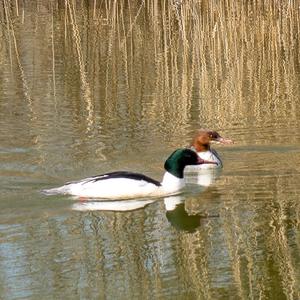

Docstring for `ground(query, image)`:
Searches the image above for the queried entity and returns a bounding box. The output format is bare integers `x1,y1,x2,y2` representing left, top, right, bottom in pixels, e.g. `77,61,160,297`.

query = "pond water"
0,2,300,299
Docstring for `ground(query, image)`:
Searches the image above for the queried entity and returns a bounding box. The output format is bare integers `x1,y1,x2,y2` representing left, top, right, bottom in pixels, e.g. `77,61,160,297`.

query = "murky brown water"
1,1,300,299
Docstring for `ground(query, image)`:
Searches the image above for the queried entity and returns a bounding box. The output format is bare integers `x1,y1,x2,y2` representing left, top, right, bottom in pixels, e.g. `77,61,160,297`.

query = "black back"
86,171,161,186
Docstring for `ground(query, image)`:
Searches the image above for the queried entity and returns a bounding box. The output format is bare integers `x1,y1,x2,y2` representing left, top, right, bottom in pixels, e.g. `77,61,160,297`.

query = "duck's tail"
41,185,69,195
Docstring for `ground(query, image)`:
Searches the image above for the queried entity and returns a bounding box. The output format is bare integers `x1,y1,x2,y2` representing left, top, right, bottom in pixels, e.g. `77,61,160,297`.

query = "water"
1,2,300,299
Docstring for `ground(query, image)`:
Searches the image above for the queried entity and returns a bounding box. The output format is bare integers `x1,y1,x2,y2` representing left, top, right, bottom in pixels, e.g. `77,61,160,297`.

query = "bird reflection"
72,198,156,211
72,168,221,232
184,167,221,187
164,195,218,233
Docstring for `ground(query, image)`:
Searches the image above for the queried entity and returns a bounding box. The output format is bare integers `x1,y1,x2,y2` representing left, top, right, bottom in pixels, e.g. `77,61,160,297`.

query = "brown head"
190,129,233,152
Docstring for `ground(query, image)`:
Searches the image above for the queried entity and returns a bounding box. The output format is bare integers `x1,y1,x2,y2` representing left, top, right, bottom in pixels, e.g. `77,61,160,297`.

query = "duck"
186,129,233,170
42,148,217,199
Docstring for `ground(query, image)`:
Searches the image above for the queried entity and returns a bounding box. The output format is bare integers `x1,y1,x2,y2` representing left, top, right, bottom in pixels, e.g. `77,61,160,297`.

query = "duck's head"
191,129,233,152
164,148,217,178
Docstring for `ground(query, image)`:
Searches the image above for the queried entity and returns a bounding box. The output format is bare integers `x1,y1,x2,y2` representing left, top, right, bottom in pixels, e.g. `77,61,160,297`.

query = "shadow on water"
164,195,220,233
72,193,219,233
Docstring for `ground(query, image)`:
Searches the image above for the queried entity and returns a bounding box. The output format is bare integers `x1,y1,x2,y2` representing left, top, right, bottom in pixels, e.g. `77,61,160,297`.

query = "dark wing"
67,171,161,186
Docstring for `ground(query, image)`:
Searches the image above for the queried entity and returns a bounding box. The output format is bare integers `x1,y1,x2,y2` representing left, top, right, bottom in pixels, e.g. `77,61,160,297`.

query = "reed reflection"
1,0,300,152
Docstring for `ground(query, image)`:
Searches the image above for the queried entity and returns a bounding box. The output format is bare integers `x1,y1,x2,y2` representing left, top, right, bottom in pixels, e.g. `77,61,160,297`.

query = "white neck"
161,171,185,194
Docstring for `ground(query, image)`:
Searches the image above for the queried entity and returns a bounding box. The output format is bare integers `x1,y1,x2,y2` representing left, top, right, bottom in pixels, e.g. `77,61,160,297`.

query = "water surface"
0,1,300,299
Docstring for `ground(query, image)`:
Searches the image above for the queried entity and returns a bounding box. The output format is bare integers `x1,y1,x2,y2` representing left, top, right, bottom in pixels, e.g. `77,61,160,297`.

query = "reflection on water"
1,1,300,299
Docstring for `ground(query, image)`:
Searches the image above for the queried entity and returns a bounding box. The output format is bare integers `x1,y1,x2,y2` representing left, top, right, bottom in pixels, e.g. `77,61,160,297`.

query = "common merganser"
186,129,233,170
42,148,217,199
